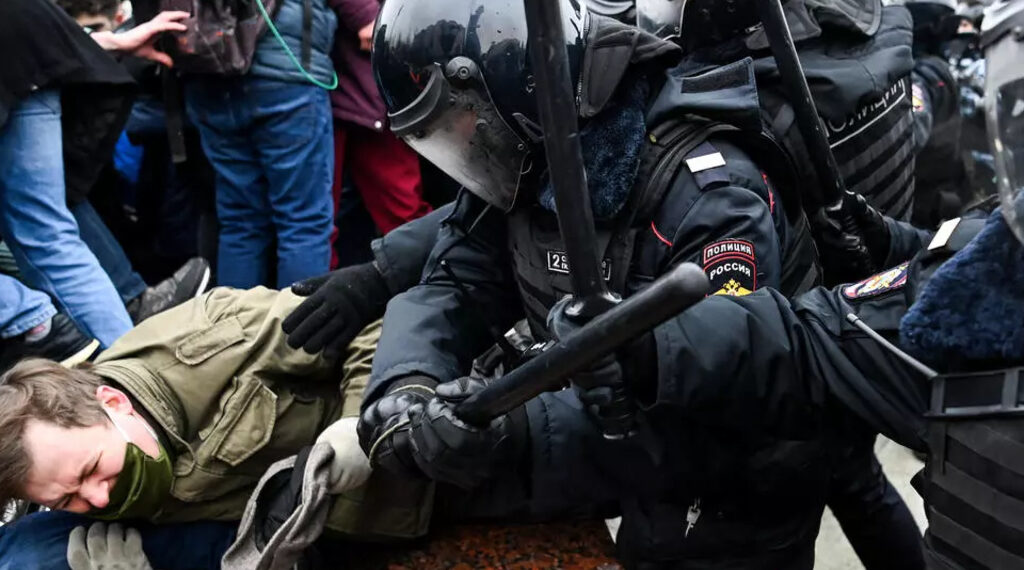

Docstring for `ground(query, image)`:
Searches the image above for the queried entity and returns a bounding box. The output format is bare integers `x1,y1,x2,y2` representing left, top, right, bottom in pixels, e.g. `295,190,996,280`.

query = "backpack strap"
601,118,735,294
301,0,313,70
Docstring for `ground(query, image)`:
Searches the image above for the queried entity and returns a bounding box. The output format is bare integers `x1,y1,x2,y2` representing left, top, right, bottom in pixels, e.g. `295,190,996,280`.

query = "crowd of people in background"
0,0,445,370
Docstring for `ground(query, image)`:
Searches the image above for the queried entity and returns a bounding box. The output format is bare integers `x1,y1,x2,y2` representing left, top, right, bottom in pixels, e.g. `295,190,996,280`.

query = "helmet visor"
984,13,1024,244
989,76,1024,243
389,67,530,212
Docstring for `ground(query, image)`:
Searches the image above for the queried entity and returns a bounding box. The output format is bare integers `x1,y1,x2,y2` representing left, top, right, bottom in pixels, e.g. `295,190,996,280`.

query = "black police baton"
455,0,708,436
455,262,710,428
753,0,875,276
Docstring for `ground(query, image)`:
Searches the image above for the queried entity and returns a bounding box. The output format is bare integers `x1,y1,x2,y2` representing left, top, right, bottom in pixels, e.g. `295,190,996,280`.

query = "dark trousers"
828,437,925,570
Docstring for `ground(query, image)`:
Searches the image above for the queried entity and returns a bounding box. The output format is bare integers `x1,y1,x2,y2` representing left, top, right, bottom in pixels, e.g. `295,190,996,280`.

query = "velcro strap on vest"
930,368,1024,419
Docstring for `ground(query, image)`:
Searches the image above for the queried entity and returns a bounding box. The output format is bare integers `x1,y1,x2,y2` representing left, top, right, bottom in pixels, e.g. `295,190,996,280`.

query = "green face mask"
91,408,173,520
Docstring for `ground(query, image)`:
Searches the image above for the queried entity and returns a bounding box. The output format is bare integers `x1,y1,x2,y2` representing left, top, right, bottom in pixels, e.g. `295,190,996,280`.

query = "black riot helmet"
372,0,587,211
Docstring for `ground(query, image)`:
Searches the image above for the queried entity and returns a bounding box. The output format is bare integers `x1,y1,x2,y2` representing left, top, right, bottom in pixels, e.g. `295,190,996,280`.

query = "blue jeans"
0,90,133,347
184,77,333,288
0,511,235,570
0,274,56,338
72,201,148,305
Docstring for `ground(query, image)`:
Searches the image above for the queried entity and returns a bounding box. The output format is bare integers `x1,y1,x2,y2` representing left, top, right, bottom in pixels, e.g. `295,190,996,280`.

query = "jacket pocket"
208,375,276,467
172,375,277,503
174,317,246,366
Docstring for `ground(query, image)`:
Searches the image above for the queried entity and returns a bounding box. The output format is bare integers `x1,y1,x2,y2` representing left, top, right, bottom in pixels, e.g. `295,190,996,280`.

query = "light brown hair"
0,359,106,505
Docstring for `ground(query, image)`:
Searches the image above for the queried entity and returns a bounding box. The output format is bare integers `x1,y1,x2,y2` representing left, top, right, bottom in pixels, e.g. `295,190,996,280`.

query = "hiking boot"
0,313,100,373
127,257,211,324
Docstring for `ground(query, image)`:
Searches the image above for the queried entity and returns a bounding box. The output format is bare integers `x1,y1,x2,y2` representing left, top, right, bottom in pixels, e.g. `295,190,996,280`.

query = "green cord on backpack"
254,0,339,90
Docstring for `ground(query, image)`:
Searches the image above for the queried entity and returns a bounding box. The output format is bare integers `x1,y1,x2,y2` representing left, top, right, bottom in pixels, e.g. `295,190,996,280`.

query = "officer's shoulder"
668,137,764,194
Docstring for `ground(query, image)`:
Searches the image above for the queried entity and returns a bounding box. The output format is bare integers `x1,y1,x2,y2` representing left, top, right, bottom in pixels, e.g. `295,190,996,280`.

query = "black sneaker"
127,257,211,324
0,313,100,373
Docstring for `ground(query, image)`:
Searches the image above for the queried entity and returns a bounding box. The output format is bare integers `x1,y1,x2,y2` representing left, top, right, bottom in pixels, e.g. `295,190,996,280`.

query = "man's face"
20,386,160,513
75,11,125,34
21,419,127,513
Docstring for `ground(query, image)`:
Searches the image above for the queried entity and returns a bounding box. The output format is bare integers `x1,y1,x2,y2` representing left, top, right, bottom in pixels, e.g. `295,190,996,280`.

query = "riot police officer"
639,0,920,225
905,0,973,229
636,1,928,567
359,0,836,567
385,1,1024,565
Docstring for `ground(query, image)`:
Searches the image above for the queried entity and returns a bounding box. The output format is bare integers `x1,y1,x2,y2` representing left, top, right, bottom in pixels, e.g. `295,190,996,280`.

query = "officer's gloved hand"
546,297,641,439
315,417,372,494
406,376,519,489
67,522,153,570
282,261,390,359
813,191,890,284
841,190,891,267
357,375,438,480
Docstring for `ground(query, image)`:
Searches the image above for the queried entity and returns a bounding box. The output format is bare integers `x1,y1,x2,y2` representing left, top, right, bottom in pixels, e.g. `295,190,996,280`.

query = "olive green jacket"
92,286,432,539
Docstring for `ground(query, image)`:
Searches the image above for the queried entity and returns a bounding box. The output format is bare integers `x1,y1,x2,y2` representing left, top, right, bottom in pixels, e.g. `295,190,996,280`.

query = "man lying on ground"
0,207,449,570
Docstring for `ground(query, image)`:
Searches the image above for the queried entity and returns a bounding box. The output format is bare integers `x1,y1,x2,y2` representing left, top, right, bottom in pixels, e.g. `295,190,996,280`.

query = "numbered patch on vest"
703,239,756,296
843,262,909,300
546,250,612,281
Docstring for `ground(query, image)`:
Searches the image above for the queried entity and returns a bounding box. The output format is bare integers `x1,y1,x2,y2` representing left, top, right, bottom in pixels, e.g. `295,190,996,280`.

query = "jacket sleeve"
371,203,450,298
661,167,784,295
910,70,934,154
366,192,524,406
327,0,379,34
644,284,930,450
884,216,933,266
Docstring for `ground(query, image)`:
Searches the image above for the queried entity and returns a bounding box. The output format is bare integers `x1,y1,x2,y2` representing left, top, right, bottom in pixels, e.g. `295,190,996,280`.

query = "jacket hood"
647,57,765,134
578,13,682,119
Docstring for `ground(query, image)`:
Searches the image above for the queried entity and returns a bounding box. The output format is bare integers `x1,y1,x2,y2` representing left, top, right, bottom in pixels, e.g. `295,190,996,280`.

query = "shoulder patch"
843,262,910,300
703,239,756,296
912,83,926,113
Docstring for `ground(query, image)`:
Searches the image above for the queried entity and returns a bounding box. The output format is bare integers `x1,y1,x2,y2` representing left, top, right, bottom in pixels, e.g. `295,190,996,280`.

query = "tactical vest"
508,116,819,337
761,74,916,222
753,5,917,222
898,218,1024,569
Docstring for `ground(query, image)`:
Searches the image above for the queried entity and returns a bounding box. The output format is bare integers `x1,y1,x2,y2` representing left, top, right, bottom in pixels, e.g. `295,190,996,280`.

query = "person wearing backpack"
181,0,339,289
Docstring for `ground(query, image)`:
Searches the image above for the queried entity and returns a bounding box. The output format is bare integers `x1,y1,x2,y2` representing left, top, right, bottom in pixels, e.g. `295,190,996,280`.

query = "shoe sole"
59,339,100,368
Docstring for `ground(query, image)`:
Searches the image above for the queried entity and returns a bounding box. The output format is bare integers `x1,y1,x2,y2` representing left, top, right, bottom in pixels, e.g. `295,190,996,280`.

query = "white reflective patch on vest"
685,152,726,173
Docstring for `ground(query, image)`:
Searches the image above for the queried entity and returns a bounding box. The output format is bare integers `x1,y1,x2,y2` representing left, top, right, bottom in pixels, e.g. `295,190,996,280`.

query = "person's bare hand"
358,22,374,52
92,11,189,67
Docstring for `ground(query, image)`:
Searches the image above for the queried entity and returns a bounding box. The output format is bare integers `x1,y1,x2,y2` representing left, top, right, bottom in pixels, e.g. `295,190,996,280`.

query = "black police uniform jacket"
369,53,829,568
612,211,1024,570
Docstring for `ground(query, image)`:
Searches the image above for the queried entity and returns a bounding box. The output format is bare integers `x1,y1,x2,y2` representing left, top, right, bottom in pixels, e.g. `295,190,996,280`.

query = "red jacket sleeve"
328,0,379,35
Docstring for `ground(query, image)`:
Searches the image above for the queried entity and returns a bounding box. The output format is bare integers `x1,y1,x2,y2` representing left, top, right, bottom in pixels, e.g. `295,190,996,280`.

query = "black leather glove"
844,190,892,267
546,297,640,439
813,191,890,285
282,262,390,358
357,376,438,480
406,376,521,489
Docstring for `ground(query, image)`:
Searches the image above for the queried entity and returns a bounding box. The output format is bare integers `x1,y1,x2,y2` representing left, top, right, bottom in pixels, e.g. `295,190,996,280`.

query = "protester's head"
0,359,161,514
57,0,126,33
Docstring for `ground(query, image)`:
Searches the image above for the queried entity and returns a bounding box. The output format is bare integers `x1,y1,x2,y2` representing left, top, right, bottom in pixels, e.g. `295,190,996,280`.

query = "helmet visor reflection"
390,69,530,212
